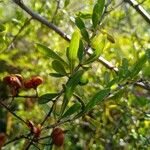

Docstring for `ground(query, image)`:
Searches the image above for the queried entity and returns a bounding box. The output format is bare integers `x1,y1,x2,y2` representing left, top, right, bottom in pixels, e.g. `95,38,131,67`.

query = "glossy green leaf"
92,0,105,28
38,93,58,104
60,70,84,116
68,29,81,71
52,60,67,75
62,103,81,118
85,88,110,112
36,43,68,66
84,36,106,64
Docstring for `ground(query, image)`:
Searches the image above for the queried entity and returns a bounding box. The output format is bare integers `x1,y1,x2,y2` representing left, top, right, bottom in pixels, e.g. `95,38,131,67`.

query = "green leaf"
78,12,92,19
92,0,105,28
36,43,68,66
64,0,70,7
84,35,106,64
78,40,84,62
62,103,81,118
60,70,84,116
75,17,90,42
68,29,81,72
146,48,150,63
130,54,147,78
74,88,110,119
0,24,5,32
38,93,58,104
49,73,65,78
52,60,67,75
85,88,110,112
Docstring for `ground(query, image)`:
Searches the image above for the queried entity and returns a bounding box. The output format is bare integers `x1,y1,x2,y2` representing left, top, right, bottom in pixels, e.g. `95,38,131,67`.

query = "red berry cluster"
3,74,43,96
0,133,6,149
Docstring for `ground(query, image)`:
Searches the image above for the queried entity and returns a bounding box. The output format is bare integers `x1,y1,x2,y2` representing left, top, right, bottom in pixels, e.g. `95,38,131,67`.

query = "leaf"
52,60,67,75
64,0,70,7
107,34,115,43
0,24,5,32
60,70,84,116
68,29,81,72
75,17,90,42
92,0,105,28
84,88,110,112
74,88,110,119
62,103,81,118
78,40,84,62
36,43,68,66
38,93,58,104
84,35,106,64
146,48,150,63
130,54,147,78
49,73,65,78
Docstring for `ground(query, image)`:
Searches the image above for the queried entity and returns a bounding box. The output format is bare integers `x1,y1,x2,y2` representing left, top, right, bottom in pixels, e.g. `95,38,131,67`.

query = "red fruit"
51,128,64,147
24,80,33,89
31,76,43,88
3,75,22,88
0,133,6,148
24,76,43,89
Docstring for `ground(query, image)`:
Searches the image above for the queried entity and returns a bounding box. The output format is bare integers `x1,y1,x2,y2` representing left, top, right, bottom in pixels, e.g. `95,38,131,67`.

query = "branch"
12,0,150,91
12,0,70,41
124,0,150,24
0,100,27,125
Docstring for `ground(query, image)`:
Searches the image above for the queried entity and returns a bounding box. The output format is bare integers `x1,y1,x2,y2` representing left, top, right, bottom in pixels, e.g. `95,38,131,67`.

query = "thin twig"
40,90,64,126
51,0,61,23
124,0,150,24
0,100,27,125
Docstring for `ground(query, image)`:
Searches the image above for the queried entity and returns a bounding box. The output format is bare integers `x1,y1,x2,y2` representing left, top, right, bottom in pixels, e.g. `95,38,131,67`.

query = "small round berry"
31,76,43,88
51,128,64,147
0,133,6,148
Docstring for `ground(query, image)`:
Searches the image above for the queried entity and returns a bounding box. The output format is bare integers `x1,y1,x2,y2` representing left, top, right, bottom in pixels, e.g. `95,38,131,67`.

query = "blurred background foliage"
0,0,150,149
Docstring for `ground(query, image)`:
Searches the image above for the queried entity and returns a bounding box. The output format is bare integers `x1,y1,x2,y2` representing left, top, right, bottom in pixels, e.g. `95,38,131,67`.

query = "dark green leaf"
38,93,58,104
0,24,5,32
146,48,150,63
75,17,90,42
85,88,110,112
92,0,105,28
60,70,84,116
49,73,65,78
78,40,84,62
62,103,81,118
52,60,67,75
64,0,70,7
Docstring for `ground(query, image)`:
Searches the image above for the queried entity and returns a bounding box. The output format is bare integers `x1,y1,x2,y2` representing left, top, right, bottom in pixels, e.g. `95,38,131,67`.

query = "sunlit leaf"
68,29,81,72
